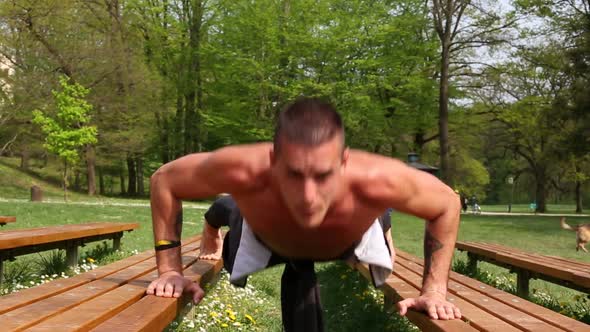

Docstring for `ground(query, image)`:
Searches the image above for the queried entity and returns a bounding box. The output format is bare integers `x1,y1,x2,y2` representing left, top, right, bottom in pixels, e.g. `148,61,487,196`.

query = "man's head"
270,97,348,229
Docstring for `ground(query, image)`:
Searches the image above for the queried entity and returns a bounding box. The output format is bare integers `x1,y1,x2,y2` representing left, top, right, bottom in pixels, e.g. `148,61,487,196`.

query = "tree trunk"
98,167,105,195
184,92,196,154
119,168,126,195
74,170,81,191
174,95,184,158
86,145,96,195
155,107,170,164
275,0,291,114
535,167,547,213
438,43,451,186
20,150,30,171
127,156,137,196
63,160,69,202
431,0,469,186
575,180,583,213
183,0,204,154
136,157,144,196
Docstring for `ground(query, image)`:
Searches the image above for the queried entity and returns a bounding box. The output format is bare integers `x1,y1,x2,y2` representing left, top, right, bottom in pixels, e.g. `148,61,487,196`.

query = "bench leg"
113,233,122,251
516,269,530,298
66,244,79,269
0,257,3,287
467,253,478,275
383,293,395,312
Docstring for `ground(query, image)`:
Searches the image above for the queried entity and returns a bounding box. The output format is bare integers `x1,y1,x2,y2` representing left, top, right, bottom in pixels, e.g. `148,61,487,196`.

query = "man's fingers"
186,282,205,303
427,304,439,320
163,283,175,297
444,306,455,319
155,282,166,297
193,285,205,303
453,306,462,319
437,305,448,320
146,280,157,295
396,298,416,316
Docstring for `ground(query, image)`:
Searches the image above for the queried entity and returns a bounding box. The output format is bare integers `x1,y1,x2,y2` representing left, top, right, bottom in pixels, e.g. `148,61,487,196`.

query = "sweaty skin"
147,139,461,320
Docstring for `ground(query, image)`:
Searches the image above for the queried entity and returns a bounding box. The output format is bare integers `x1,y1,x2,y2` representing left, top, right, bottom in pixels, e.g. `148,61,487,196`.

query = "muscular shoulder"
154,143,272,199
205,143,272,192
346,150,418,206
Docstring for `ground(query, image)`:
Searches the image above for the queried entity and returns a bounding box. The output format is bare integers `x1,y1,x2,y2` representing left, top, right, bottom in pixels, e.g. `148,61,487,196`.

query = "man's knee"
204,195,239,228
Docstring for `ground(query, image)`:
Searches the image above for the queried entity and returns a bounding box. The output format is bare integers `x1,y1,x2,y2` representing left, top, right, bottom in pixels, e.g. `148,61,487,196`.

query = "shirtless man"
147,97,462,323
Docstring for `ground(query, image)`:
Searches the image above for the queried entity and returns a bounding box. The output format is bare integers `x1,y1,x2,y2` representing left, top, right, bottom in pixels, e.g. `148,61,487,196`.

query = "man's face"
271,135,347,229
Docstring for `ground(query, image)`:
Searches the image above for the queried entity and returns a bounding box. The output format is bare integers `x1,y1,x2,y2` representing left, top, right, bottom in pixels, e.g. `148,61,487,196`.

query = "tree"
430,0,520,185
32,76,98,201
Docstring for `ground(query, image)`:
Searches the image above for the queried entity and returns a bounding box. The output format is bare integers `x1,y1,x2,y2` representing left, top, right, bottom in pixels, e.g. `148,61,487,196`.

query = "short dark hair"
273,97,345,152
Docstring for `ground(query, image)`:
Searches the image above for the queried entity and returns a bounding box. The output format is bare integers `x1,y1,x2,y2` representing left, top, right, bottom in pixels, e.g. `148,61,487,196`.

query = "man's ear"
270,146,276,165
341,147,349,168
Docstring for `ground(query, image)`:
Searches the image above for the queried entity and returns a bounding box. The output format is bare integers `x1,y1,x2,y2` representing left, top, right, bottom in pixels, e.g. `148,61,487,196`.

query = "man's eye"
288,170,303,178
316,172,331,182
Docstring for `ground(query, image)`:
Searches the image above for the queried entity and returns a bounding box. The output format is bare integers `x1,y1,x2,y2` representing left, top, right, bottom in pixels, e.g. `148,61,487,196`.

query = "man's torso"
231,148,390,260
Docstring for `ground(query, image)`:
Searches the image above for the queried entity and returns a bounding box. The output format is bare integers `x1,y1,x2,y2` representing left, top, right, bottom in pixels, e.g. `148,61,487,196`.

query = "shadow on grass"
317,262,417,332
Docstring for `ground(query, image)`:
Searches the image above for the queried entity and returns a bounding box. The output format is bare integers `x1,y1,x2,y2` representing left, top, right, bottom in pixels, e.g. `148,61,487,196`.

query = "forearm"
421,205,460,295
151,172,184,275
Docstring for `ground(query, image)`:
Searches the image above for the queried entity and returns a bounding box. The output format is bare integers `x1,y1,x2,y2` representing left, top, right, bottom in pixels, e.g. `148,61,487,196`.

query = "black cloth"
203,196,391,332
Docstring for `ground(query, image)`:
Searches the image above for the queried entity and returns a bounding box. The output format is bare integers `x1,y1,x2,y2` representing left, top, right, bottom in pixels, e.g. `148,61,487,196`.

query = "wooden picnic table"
0,235,223,331
456,241,590,297
355,250,590,331
0,216,16,226
0,222,139,285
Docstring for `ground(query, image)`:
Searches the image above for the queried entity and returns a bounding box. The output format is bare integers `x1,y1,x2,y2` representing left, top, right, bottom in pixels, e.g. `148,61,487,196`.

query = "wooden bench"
355,250,590,332
0,216,16,227
456,241,590,297
0,222,139,285
0,235,223,331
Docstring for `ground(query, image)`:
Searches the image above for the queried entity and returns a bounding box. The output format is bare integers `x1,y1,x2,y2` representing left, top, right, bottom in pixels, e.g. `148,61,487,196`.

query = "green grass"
3,155,587,328
480,203,586,214
0,200,205,251
393,213,590,323
1,198,589,329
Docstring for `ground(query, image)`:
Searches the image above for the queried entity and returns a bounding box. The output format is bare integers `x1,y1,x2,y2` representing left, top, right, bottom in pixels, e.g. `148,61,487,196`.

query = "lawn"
0,200,589,330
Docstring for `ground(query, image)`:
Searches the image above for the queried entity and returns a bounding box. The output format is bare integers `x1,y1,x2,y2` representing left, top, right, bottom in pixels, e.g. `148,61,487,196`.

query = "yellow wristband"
155,240,181,251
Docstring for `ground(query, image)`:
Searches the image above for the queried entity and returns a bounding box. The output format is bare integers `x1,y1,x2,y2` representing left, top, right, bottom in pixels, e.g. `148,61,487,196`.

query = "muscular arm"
355,152,461,319
150,145,265,276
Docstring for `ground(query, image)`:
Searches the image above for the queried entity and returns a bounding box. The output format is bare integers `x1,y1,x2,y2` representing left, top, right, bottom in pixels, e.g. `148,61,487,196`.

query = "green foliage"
32,76,97,165
452,150,491,200
35,250,68,277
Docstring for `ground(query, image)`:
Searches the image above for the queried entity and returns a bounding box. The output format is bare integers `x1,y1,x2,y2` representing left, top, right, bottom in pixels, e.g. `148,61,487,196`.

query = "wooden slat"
457,242,590,288
394,257,563,332
0,241,201,331
457,242,580,283
0,216,16,225
26,246,217,331
0,235,201,315
356,263,479,332
0,222,139,250
397,251,590,332
90,259,224,332
0,250,153,315
469,242,590,274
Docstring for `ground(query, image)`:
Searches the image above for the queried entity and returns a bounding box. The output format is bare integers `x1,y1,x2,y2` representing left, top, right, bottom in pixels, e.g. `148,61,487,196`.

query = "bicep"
373,160,456,221
153,148,254,200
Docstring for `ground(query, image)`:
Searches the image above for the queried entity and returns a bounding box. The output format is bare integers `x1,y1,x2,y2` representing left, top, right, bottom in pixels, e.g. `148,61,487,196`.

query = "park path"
2,197,589,217
467,211,590,217
0,197,209,209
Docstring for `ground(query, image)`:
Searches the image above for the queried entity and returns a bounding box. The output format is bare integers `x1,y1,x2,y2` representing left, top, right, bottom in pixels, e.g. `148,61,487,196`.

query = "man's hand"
397,291,461,320
146,271,205,304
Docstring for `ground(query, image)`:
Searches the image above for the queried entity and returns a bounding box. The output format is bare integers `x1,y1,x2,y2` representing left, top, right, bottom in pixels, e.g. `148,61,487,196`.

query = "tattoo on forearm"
175,209,183,238
424,230,443,278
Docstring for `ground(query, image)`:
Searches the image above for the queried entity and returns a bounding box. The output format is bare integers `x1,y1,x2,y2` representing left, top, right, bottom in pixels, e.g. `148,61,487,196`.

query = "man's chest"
233,192,383,259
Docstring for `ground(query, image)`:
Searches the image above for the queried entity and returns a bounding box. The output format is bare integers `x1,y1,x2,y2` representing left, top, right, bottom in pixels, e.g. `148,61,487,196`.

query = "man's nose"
302,178,317,205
